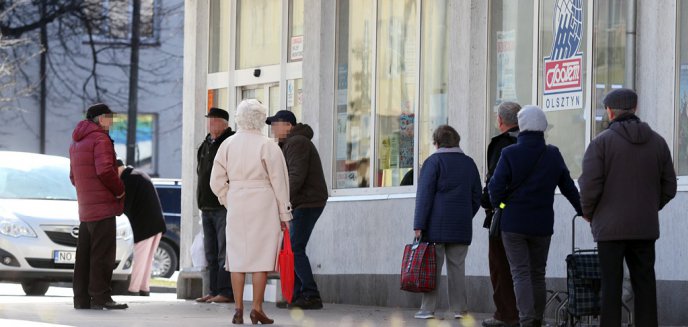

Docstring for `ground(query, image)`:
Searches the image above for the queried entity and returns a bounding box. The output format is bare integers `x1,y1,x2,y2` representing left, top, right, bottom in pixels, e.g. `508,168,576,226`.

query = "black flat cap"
206,107,229,120
603,88,638,110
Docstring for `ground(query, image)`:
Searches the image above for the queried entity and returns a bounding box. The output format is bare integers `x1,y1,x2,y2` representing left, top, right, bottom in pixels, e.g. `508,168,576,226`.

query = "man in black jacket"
195,107,234,303
267,110,328,310
116,160,166,296
481,101,520,327
579,89,676,326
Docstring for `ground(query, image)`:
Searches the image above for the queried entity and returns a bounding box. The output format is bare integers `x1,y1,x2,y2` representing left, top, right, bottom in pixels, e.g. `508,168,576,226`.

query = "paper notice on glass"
336,112,348,160
287,80,295,107
290,36,304,60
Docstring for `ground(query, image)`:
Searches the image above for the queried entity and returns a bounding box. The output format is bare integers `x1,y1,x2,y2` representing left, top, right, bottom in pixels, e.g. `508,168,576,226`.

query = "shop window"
592,0,628,136
487,0,536,138
236,0,282,69
676,1,688,175
111,113,158,175
538,0,589,178
209,0,230,73
85,0,159,44
419,0,449,171
334,0,374,189
334,0,448,189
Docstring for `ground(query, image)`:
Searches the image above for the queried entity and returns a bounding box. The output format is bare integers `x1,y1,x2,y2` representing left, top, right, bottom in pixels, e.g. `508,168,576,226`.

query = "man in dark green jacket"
267,110,328,310
579,88,677,327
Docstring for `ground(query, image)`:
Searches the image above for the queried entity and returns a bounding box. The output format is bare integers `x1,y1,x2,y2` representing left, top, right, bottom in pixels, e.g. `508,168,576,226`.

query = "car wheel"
152,240,178,278
21,281,50,296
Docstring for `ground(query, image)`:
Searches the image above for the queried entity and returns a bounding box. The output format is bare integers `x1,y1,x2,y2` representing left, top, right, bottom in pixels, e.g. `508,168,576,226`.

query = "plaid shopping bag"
566,251,601,317
400,239,437,293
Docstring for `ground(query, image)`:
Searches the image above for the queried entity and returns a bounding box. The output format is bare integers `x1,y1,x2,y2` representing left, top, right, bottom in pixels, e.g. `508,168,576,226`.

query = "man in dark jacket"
116,160,166,296
69,103,128,310
267,110,328,310
579,89,677,327
195,107,234,303
481,102,520,327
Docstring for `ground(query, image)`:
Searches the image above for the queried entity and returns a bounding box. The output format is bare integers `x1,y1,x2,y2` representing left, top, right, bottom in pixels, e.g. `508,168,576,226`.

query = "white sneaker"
414,310,435,319
455,311,469,319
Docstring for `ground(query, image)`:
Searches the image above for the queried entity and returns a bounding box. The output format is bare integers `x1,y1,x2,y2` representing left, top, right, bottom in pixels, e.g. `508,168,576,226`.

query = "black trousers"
598,240,657,327
73,217,117,307
488,236,519,324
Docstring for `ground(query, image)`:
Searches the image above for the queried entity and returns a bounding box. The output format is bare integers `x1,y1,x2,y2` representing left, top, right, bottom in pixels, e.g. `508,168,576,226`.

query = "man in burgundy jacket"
69,103,128,310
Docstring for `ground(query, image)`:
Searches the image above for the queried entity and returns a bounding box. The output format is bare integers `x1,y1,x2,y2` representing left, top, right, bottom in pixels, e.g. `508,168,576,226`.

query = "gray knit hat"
517,105,548,132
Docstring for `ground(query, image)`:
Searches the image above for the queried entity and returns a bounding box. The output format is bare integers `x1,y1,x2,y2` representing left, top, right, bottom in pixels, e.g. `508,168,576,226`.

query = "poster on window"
290,35,303,61
543,0,584,112
496,30,517,104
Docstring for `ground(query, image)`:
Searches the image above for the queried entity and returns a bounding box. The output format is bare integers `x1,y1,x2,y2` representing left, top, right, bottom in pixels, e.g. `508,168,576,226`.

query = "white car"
0,151,134,295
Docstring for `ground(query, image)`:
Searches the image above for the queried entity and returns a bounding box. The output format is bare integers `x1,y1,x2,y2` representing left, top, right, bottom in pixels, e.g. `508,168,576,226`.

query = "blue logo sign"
550,0,583,60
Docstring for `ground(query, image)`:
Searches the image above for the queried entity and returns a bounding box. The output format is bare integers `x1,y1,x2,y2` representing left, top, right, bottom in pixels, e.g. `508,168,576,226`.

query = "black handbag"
488,146,549,240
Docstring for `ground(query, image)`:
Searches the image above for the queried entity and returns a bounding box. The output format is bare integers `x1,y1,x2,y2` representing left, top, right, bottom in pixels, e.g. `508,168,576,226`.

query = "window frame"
674,0,688,187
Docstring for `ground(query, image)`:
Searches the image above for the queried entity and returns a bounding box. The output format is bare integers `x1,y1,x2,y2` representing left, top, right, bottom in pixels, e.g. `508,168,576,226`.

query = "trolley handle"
571,214,584,254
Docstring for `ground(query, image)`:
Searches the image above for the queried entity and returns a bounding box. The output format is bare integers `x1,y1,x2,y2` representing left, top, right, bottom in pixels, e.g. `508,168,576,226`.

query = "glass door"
238,83,281,136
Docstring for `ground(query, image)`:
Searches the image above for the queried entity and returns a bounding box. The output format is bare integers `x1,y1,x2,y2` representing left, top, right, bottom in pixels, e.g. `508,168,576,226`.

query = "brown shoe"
209,294,234,303
195,294,214,303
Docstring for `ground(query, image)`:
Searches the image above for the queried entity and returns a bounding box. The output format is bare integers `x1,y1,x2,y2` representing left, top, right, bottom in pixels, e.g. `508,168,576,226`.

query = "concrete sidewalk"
0,284,491,327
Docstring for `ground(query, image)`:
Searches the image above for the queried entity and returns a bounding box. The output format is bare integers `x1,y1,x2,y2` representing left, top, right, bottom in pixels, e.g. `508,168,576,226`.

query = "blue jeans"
290,207,324,299
202,208,232,297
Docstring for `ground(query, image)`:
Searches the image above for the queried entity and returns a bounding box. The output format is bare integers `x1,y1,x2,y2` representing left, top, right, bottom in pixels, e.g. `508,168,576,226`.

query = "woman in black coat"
117,160,166,296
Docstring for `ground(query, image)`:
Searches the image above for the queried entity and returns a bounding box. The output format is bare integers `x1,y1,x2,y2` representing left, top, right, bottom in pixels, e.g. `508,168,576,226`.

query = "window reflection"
375,0,417,187
677,1,688,175
593,0,628,136
237,0,281,69
334,0,374,189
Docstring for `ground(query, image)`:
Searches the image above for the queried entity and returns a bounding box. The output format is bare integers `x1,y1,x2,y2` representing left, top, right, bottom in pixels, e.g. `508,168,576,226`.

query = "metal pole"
126,0,141,166
625,0,637,89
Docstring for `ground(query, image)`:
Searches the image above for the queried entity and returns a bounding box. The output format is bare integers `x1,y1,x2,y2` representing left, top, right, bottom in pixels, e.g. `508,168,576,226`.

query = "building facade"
180,1,688,324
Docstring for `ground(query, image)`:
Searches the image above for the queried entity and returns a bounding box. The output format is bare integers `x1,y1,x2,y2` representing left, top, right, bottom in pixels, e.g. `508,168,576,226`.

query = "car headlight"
115,216,133,241
0,216,37,238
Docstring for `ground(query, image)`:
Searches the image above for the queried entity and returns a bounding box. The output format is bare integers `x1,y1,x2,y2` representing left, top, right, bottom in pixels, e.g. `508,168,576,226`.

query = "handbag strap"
501,145,549,203
282,227,293,254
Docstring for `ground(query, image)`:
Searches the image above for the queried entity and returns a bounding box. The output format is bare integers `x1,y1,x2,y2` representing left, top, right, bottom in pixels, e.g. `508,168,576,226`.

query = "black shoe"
275,300,288,309
128,291,140,296
139,291,150,296
288,296,323,310
91,301,128,310
74,304,91,309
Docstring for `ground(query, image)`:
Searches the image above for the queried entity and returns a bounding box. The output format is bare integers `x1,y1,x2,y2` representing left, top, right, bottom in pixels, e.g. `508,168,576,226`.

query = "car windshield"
0,155,77,200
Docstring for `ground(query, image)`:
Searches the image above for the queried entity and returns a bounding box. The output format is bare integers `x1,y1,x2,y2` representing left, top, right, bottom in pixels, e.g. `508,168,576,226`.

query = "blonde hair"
235,99,267,131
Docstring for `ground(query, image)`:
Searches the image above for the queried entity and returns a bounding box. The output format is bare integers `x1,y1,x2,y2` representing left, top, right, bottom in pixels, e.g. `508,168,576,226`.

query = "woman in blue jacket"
488,105,582,327
413,125,481,320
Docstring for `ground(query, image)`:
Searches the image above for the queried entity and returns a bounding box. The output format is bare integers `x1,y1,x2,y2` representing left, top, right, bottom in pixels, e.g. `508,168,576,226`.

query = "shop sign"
543,0,584,111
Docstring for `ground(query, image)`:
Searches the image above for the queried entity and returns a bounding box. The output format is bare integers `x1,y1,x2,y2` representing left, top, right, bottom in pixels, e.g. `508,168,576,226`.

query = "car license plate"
53,250,76,264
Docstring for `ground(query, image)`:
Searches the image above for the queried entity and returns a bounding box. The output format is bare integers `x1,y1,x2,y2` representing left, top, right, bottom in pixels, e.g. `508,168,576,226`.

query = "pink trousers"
128,232,162,292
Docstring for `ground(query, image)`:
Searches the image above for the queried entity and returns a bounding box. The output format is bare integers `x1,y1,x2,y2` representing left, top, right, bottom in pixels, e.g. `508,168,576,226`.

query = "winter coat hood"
608,114,652,145
72,120,107,142
288,123,314,140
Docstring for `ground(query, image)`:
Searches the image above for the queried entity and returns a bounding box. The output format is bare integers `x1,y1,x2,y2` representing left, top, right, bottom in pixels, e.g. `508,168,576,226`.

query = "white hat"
518,105,548,132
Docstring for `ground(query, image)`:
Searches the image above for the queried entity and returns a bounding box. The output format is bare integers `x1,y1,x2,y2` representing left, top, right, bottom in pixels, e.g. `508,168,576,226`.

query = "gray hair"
235,99,267,131
498,101,521,126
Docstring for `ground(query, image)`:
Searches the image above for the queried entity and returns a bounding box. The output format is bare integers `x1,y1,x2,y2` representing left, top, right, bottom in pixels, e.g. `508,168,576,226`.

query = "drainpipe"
625,0,636,89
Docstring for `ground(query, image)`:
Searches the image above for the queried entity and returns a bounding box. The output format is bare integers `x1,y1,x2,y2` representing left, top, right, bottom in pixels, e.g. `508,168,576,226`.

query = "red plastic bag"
277,227,294,303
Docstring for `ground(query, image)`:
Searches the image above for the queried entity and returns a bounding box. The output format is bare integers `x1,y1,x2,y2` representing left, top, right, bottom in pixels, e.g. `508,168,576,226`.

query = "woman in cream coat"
210,99,292,325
